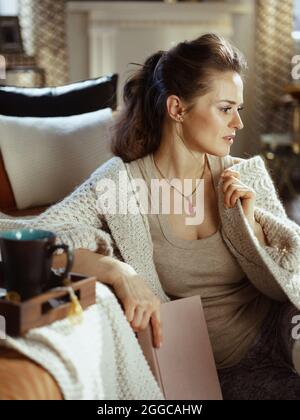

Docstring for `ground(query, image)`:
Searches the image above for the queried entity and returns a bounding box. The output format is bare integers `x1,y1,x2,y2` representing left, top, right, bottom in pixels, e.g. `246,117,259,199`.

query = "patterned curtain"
251,0,294,150
18,0,69,86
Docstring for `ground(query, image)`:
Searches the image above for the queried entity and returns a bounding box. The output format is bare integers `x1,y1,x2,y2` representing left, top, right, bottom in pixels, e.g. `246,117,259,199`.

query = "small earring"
177,114,184,123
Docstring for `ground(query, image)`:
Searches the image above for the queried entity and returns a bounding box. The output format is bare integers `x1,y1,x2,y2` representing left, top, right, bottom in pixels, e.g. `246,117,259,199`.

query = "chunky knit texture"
220,155,300,307
2,283,163,400
1,154,300,398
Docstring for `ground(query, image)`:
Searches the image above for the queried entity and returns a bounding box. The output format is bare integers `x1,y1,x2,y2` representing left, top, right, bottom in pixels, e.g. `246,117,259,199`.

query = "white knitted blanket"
0,282,164,400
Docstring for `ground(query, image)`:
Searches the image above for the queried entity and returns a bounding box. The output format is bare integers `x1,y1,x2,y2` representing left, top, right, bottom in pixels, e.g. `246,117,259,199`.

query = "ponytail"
111,51,165,162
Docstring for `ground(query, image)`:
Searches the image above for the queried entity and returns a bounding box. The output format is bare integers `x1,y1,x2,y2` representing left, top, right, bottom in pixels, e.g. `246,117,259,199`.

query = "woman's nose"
230,111,244,131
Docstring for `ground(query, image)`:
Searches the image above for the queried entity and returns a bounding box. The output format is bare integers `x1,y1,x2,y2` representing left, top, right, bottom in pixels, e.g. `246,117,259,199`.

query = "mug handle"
49,244,74,281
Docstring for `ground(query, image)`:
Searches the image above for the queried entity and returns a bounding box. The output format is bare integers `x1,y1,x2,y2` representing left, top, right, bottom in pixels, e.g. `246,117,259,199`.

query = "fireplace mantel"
68,1,251,21
67,1,251,20
67,1,252,103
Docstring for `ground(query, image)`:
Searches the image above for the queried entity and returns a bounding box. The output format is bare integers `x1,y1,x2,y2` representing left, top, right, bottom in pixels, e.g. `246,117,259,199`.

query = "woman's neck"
153,134,207,181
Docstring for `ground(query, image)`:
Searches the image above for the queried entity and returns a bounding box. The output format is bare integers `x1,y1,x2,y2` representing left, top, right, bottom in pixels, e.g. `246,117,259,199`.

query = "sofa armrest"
1,206,50,218
0,348,63,400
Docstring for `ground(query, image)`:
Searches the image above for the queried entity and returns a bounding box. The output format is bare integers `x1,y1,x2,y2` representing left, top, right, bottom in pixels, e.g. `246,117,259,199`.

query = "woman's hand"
53,251,163,347
221,168,256,228
105,259,163,348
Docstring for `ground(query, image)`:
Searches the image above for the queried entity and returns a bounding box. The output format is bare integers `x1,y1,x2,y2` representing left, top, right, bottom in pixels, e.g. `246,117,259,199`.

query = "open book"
137,295,223,400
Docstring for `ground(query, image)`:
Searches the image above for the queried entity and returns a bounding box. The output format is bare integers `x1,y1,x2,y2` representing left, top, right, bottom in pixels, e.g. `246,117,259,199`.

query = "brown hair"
111,33,247,162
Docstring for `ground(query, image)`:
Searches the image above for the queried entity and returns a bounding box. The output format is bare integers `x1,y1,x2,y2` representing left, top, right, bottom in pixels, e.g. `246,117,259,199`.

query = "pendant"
188,200,196,216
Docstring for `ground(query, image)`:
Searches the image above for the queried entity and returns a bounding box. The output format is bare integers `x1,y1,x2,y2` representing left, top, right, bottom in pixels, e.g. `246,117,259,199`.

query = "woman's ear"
166,95,186,123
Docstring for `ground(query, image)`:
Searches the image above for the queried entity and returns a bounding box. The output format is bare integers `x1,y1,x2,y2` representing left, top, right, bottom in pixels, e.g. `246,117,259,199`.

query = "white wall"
66,0,256,157
0,0,18,15
66,11,89,83
231,0,256,157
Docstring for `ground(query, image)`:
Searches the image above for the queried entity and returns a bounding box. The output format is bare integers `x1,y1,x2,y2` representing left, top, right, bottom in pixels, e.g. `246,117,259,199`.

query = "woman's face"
180,71,244,157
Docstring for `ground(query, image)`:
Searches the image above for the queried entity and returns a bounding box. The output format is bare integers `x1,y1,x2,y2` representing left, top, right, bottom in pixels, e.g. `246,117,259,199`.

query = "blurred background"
1,0,300,215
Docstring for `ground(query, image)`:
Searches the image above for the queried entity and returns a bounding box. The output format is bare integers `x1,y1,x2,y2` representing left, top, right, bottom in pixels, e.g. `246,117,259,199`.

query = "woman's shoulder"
90,156,126,179
226,154,276,194
224,154,273,188
88,155,153,185
225,154,265,172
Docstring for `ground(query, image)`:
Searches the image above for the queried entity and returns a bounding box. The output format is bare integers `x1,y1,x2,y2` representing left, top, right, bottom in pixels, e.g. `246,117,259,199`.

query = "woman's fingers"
131,306,146,331
131,306,162,349
223,182,242,208
124,300,135,323
221,168,256,224
222,176,241,195
223,177,252,207
112,270,163,347
224,184,255,209
230,187,248,207
221,170,253,209
150,311,163,348
221,169,240,180
132,303,163,348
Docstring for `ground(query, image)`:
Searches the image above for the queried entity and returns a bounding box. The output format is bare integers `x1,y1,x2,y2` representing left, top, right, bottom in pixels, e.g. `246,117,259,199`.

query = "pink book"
137,295,223,400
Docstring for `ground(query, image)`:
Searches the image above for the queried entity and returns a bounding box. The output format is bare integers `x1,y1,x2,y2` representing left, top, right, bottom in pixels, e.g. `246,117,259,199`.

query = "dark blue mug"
0,229,73,301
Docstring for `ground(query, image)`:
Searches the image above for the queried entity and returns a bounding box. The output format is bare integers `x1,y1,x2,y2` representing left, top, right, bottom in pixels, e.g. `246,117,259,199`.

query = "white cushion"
0,108,113,209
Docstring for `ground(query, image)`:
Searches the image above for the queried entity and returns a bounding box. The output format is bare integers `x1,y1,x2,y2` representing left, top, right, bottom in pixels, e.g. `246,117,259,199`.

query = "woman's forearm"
52,249,122,286
252,221,269,246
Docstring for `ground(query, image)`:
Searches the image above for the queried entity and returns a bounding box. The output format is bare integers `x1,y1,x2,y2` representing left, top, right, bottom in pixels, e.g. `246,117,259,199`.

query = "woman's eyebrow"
218,99,244,106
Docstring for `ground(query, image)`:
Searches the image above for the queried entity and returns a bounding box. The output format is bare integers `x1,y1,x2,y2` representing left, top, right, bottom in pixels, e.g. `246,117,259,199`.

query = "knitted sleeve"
238,156,300,272
0,165,114,256
218,155,300,304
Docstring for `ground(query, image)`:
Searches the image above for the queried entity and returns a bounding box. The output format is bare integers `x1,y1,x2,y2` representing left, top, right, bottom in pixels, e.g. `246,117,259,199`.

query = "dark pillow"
0,74,118,117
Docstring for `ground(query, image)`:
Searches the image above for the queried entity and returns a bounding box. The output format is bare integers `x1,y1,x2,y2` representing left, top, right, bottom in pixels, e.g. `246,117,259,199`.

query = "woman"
1,34,300,399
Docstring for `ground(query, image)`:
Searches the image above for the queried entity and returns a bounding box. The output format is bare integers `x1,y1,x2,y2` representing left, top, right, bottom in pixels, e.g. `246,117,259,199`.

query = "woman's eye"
221,107,244,114
221,107,231,113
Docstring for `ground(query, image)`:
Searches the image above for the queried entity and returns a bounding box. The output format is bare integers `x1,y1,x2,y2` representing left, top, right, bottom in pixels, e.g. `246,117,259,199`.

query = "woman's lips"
222,135,235,144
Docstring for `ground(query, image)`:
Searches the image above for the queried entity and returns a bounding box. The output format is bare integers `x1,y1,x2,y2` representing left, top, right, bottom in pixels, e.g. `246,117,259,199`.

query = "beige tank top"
129,153,272,369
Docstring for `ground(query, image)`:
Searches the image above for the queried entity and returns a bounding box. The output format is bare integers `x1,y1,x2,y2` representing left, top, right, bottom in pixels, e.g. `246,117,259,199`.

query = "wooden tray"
0,265,96,336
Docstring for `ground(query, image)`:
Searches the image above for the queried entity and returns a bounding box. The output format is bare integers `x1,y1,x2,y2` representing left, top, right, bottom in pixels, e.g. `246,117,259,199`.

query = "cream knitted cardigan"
1,154,300,305
1,154,300,396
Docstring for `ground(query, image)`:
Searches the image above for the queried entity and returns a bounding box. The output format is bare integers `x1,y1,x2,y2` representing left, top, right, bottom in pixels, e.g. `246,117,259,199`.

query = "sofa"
0,75,119,399
0,74,118,217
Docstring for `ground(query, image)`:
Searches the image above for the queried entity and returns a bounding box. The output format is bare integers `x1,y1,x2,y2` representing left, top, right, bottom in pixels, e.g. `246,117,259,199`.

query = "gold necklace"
152,154,207,216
